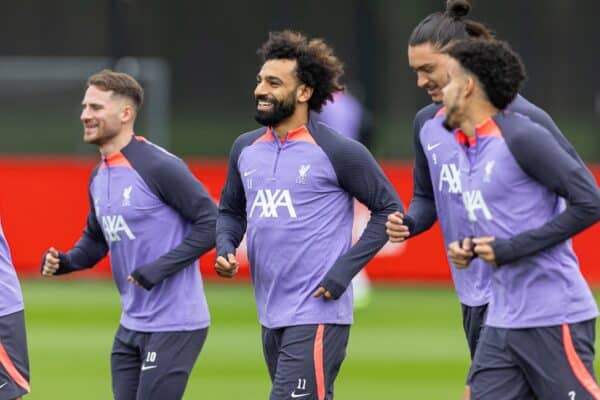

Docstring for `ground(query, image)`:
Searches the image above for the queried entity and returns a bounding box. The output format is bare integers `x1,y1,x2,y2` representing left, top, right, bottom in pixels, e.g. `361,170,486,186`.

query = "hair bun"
446,0,471,19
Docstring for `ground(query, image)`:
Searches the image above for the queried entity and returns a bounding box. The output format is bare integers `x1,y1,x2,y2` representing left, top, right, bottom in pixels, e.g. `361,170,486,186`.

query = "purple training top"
48,136,218,332
217,118,402,329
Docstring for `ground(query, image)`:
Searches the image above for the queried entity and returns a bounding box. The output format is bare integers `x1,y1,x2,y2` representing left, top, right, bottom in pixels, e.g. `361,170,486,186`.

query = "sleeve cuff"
319,277,348,300
403,214,416,237
130,268,155,291
491,239,514,266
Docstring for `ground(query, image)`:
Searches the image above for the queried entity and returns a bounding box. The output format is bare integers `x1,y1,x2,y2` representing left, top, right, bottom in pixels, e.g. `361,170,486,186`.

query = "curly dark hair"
257,30,344,112
409,0,494,48
444,39,527,110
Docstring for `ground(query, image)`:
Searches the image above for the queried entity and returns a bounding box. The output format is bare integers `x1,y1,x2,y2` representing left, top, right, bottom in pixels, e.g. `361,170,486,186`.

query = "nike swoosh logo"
291,392,311,398
427,142,441,151
141,364,158,371
0,382,7,389
243,169,257,177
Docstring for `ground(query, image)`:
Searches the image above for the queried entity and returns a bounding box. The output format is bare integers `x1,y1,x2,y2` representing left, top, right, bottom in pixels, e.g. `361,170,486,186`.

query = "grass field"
20,280,600,399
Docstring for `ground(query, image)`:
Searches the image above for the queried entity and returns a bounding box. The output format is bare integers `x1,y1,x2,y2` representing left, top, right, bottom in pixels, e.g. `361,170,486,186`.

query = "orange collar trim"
254,126,315,144
100,151,131,169
456,117,502,146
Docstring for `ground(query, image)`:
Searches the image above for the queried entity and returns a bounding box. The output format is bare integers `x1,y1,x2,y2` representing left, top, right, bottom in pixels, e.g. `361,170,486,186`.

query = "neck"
99,128,135,157
460,100,498,137
272,109,309,138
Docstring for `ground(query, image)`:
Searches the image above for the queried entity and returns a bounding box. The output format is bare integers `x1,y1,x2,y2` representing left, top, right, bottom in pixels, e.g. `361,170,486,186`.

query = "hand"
215,253,239,278
386,211,410,243
42,247,60,277
448,238,475,268
313,287,333,300
127,275,143,288
473,237,496,266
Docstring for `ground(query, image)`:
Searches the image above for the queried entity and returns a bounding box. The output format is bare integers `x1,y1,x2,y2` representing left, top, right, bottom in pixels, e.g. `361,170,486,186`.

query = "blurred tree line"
0,0,598,160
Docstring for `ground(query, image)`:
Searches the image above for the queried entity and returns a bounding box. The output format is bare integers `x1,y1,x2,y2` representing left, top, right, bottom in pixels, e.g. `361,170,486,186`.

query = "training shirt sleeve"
128,156,218,290
492,121,600,266
216,132,262,258
406,104,441,236
318,136,404,299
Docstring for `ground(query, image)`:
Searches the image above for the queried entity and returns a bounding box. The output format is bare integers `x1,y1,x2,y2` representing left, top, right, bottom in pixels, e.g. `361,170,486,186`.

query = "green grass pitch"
20,280,600,399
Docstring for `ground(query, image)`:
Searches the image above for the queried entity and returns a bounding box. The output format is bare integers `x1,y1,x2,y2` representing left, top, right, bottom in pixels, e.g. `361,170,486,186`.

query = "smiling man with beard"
440,38,600,400
215,31,403,400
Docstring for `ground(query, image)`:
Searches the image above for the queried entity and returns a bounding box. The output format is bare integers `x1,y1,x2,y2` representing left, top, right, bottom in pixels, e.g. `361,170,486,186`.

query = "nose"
80,106,90,121
416,72,429,89
254,81,268,98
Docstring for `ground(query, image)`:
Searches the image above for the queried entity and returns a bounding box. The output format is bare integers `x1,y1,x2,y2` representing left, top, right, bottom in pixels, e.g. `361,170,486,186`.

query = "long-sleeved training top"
419,109,600,328
0,218,24,316
217,118,402,329
407,94,592,307
48,136,217,332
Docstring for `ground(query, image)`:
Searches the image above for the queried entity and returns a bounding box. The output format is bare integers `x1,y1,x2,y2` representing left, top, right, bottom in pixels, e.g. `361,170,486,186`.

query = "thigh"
111,325,143,400
469,326,535,400
461,303,488,360
510,320,600,400
262,326,284,382
136,328,208,400
270,324,350,400
0,311,30,400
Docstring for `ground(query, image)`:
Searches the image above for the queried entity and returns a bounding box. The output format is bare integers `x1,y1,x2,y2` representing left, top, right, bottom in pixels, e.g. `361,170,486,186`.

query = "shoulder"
494,111,552,146
414,103,443,129
310,120,370,159
122,136,188,174
421,114,445,129
508,95,553,126
231,127,268,155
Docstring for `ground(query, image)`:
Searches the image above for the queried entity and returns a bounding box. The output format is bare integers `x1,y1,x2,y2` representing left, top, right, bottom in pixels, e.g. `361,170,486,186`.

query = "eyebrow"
258,74,284,84
414,64,434,71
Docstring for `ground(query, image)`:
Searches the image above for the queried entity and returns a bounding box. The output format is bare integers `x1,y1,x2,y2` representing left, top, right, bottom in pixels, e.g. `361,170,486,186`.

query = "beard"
442,105,461,131
442,90,463,131
254,92,296,127
83,124,120,146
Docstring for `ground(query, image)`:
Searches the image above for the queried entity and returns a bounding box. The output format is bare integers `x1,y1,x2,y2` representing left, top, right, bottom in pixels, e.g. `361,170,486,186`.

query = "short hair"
409,0,494,48
257,30,344,112
445,39,527,110
87,69,144,111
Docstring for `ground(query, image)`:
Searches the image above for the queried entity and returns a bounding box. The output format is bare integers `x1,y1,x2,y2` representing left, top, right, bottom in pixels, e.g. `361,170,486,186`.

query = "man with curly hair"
441,39,600,399
215,31,402,400
386,0,596,368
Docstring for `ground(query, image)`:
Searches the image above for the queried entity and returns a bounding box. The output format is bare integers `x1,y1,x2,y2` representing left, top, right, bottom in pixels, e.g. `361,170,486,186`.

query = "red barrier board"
1,157,598,283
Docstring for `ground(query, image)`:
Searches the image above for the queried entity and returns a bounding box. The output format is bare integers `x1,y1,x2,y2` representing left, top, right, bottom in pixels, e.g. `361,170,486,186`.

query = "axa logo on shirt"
439,163,462,194
462,190,493,222
249,189,297,218
102,215,136,242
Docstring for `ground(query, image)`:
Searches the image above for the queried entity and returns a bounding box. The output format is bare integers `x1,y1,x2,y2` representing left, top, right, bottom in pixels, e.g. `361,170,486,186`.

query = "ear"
464,76,476,99
120,104,136,123
296,84,314,104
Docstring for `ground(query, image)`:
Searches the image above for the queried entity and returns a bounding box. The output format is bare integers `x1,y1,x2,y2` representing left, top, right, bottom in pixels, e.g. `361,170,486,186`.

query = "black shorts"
0,310,30,400
262,324,350,400
461,303,488,360
111,324,208,400
470,319,600,399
